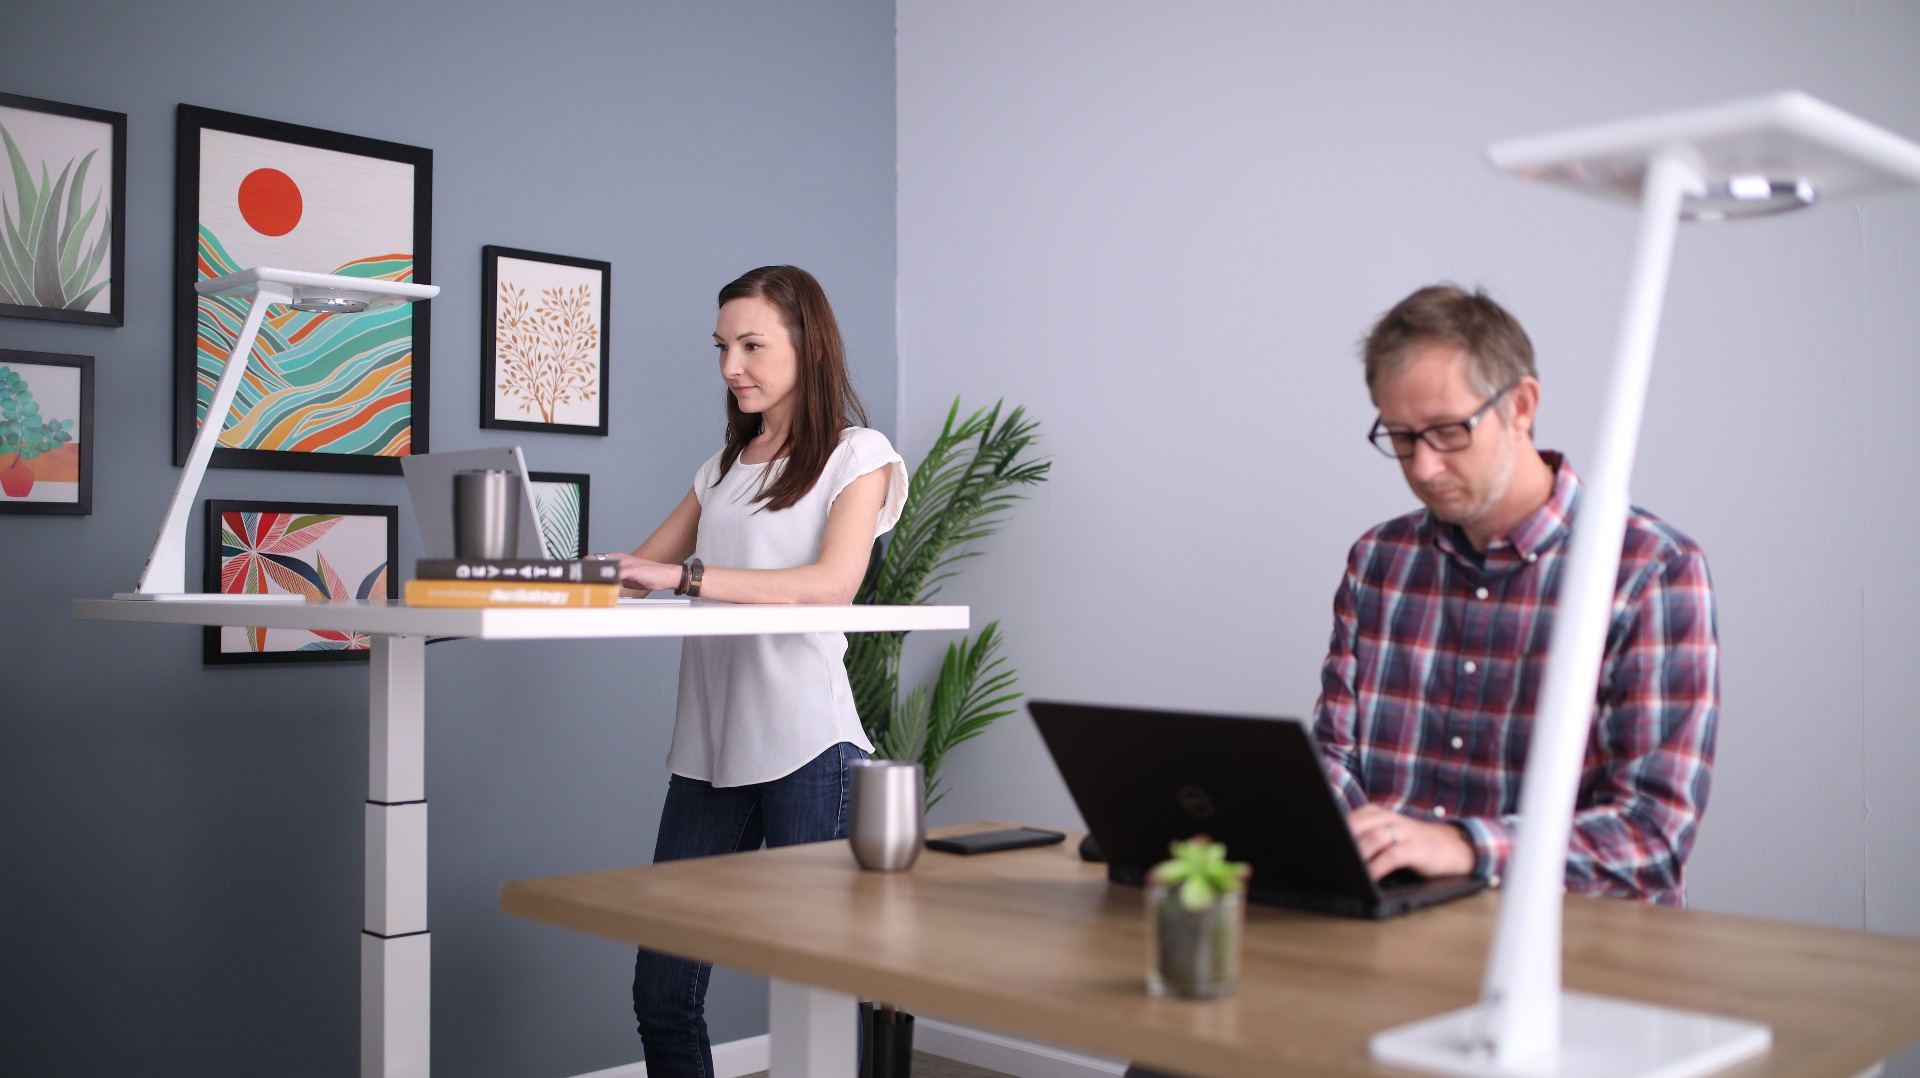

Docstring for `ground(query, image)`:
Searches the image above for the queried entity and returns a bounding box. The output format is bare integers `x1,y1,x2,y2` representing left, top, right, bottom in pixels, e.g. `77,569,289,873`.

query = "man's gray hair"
1361,284,1536,409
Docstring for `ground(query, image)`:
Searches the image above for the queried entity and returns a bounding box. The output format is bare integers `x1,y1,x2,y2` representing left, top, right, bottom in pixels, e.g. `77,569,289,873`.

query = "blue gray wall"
1,2,896,1075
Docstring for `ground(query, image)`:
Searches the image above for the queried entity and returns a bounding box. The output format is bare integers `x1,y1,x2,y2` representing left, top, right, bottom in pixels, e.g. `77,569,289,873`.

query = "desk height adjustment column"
365,634,429,1078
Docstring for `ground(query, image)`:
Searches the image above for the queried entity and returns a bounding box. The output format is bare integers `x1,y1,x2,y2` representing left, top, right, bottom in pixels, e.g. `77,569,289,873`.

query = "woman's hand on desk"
600,553,683,595
1347,803,1475,881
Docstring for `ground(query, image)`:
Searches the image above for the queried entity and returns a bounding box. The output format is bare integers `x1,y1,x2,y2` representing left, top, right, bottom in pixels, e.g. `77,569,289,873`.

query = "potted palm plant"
847,398,1049,1078
847,397,1049,805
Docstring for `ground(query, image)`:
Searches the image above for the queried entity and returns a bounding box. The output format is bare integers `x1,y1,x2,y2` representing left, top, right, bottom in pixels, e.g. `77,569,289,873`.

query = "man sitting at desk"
1314,284,1719,905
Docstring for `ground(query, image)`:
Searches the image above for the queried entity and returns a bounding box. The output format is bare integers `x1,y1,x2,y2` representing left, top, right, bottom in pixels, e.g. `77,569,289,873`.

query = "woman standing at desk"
604,265,906,1077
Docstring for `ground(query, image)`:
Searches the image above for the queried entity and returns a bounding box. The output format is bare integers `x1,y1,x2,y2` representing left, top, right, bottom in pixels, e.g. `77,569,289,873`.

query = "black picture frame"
0,348,94,515
482,245,610,436
175,104,433,475
201,498,399,665
0,92,127,327
528,470,591,559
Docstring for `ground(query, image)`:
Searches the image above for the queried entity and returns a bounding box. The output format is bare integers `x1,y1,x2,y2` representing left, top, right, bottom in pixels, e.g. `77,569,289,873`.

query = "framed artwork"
528,470,590,559
482,246,610,436
0,349,92,515
0,93,125,326
202,499,398,665
175,105,432,475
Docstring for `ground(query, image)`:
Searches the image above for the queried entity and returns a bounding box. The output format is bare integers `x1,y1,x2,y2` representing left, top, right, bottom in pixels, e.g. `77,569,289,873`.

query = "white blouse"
667,426,908,787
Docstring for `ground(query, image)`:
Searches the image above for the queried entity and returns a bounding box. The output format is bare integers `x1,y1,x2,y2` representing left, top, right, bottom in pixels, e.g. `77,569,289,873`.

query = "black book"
415,558,622,584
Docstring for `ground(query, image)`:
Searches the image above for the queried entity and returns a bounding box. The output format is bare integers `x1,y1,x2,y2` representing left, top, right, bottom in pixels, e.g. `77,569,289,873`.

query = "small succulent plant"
1150,835,1251,911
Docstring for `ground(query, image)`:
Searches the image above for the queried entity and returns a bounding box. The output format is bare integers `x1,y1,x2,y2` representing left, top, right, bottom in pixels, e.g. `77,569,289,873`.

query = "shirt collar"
1425,451,1581,568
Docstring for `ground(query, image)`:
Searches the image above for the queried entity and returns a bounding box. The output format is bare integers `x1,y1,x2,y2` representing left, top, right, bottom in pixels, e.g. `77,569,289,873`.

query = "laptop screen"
399,446,547,560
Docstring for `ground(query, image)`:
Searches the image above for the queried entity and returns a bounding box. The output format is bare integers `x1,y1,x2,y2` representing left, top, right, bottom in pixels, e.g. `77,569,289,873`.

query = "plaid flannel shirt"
1313,454,1718,905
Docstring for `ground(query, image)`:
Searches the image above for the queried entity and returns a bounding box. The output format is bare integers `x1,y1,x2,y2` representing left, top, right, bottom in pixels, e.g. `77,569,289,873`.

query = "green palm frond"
848,398,1050,811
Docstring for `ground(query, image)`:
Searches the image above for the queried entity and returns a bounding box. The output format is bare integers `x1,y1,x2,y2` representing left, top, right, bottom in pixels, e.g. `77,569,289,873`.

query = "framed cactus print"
0,348,92,515
175,105,432,475
528,470,590,559
481,246,610,436
0,93,126,326
201,499,399,665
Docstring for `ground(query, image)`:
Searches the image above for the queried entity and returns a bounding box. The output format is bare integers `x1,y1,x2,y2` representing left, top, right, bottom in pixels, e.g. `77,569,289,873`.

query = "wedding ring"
1387,824,1400,846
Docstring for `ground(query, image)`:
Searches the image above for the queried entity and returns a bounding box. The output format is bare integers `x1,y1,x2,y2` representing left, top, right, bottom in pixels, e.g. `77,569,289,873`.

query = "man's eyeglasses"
1367,383,1516,459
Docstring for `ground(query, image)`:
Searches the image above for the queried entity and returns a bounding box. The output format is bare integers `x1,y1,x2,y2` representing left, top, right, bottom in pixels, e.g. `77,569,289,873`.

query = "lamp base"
112,592,293,602
1370,991,1770,1078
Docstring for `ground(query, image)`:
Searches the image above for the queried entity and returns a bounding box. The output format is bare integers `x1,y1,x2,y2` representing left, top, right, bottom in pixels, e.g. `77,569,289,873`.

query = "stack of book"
403,557,624,608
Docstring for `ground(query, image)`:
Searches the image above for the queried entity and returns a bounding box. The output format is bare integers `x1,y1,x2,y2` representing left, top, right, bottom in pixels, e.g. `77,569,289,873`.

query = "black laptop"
1028,700,1485,919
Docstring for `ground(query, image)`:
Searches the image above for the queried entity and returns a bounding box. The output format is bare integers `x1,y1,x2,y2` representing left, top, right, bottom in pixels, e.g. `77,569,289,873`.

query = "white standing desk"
71,597,969,1078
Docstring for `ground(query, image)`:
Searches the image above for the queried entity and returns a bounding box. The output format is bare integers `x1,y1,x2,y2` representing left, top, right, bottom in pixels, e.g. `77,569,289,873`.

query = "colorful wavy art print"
175,106,432,475
202,499,399,665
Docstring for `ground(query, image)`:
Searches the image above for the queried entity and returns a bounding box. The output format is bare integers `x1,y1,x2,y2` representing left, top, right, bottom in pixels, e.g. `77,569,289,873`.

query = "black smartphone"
925,827,1068,855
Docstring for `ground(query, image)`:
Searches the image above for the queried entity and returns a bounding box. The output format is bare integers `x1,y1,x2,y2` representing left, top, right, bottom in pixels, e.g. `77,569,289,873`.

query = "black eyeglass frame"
1367,383,1518,459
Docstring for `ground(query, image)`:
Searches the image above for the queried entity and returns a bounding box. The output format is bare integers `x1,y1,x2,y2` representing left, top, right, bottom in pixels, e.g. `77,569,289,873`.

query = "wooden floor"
741,1050,1015,1078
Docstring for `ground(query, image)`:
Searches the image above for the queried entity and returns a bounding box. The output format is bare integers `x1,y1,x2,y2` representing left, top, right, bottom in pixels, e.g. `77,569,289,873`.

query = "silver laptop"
399,446,546,560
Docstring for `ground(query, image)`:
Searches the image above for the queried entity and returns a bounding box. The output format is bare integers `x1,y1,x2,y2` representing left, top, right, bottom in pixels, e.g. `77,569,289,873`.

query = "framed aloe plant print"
175,105,432,475
0,348,92,515
0,93,126,326
482,246,610,436
528,470,590,559
201,499,398,665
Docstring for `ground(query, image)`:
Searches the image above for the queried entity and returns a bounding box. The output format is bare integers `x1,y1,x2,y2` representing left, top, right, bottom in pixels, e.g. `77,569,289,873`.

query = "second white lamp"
118,268,439,601
1371,92,1920,1078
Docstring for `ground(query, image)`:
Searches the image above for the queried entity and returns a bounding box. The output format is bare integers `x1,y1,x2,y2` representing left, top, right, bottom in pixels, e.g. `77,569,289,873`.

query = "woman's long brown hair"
713,265,870,511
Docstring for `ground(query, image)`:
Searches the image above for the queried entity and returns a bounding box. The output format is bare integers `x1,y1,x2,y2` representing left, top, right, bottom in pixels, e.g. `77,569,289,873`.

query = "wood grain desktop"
502,822,1920,1078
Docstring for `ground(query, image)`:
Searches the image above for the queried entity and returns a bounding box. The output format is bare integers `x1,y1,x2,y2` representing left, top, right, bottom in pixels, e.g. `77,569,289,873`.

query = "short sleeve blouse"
666,427,907,786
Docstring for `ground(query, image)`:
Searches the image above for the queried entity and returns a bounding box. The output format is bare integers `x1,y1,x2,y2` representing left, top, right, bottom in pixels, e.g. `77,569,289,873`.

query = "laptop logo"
1176,785,1216,819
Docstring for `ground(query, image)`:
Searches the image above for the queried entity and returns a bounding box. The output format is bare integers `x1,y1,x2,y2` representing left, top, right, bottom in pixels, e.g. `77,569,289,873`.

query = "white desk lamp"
1372,91,1920,1078
117,268,439,601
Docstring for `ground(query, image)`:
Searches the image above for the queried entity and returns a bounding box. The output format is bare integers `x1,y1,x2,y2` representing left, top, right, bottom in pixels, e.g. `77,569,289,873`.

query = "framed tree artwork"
0,349,92,515
202,499,399,665
528,470,590,560
0,92,126,326
175,105,432,475
482,246,610,436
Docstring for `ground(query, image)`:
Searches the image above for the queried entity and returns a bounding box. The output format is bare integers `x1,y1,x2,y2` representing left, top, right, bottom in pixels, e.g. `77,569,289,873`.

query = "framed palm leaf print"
528,470,589,560
202,499,398,665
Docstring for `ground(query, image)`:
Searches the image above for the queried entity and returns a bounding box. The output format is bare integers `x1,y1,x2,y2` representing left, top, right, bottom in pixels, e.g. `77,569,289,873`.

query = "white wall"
899,2,1919,1064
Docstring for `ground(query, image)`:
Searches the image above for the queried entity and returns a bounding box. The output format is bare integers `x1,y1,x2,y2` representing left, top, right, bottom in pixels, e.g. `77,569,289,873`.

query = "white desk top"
71,598,969,641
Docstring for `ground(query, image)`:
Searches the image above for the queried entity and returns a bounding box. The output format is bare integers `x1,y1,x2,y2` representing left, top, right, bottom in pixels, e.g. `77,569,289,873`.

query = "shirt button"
1523,552,1538,563
1433,806,1449,818
1474,587,1489,600
1490,874,1502,887
1451,736,1465,749
1463,660,1478,674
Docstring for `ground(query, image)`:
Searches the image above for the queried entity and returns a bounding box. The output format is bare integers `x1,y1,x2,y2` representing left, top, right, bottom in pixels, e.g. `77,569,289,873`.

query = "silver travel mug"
453,469,520,560
848,760,925,871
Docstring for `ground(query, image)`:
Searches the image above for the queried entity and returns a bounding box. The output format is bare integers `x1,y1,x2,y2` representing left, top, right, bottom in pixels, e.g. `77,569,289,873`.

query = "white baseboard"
568,1020,1124,1078
916,1017,1127,1078
568,1033,769,1078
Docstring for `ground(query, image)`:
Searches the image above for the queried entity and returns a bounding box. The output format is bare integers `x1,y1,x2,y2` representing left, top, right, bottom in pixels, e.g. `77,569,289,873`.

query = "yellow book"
403,579,621,608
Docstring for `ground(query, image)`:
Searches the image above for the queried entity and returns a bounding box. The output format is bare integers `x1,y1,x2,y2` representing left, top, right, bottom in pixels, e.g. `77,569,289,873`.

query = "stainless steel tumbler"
848,760,925,871
453,469,520,560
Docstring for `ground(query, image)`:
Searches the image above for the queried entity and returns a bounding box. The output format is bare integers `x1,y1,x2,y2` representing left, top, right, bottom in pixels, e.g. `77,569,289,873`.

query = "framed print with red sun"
174,105,433,475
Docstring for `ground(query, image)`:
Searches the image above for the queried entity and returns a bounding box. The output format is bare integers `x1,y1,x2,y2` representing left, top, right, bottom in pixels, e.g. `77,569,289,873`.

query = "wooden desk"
71,597,968,1078
502,822,1920,1078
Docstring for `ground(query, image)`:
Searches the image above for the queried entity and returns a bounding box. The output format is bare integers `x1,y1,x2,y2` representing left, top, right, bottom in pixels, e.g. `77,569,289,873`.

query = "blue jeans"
632,742,867,1078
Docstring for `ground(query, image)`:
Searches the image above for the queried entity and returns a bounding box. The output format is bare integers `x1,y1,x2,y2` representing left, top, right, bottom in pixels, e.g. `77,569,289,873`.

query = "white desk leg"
769,980,857,1078
365,635,429,1078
